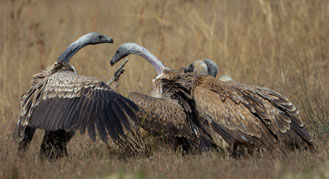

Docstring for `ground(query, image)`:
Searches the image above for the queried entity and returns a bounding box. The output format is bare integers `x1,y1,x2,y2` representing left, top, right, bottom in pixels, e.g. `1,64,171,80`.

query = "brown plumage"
111,44,313,156
191,76,312,154
128,92,192,139
14,33,140,159
185,60,313,154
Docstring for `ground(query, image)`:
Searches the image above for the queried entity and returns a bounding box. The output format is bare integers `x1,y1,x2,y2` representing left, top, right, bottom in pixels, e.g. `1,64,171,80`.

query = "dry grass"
0,0,328,178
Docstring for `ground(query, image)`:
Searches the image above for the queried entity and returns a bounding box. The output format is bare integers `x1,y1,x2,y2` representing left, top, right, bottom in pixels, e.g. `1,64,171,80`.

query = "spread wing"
128,92,194,139
14,69,139,143
192,76,312,151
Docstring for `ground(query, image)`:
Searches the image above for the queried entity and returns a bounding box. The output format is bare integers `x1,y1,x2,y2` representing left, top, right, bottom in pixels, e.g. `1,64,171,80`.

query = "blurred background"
0,0,328,178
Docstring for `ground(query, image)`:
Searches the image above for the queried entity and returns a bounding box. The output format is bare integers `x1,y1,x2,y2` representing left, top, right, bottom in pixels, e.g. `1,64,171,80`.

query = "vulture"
110,43,313,156
185,60,313,153
110,43,216,153
13,33,140,159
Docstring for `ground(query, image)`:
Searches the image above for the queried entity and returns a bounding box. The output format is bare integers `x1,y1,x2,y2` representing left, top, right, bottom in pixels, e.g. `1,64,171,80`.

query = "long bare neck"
57,39,88,64
127,43,166,75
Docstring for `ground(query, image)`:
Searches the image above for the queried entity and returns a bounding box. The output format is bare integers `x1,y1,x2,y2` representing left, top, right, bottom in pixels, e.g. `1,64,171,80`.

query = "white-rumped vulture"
110,44,216,153
110,43,313,156
13,33,140,159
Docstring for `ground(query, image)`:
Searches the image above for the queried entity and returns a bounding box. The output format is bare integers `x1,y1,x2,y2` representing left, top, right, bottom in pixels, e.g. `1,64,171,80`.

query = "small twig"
107,58,129,87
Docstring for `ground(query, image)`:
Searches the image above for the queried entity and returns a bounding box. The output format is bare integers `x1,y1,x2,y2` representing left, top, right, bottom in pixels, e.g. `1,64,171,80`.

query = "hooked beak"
110,53,128,66
105,37,114,43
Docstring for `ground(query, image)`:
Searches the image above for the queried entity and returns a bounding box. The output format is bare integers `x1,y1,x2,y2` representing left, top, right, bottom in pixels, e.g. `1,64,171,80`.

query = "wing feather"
110,102,124,135
103,106,119,140
78,98,92,134
116,97,140,124
95,103,108,142
87,100,97,141
63,97,80,129
111,100,130,131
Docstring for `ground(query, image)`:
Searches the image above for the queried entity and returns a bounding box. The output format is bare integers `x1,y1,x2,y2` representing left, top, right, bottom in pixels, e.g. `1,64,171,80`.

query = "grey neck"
127,43,166,75
57,39,88,64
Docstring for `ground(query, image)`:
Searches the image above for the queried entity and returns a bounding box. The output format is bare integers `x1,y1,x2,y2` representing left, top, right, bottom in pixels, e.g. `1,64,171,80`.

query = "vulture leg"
40,130,68,160
18,126,36,155
64,131,75,143
106,58,128,87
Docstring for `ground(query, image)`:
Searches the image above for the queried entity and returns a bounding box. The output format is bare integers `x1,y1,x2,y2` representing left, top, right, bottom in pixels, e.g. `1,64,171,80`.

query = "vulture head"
184,59,218,77
85,32,114,44
110,43,169,76
58,32,113,64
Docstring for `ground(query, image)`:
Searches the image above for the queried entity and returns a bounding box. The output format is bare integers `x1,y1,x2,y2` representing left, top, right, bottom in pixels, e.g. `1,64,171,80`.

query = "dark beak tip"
110,59,115,66
107,37,114,43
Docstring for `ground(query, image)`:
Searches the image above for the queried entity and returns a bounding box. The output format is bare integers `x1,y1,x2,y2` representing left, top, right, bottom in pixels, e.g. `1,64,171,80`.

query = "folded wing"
192,76,312,151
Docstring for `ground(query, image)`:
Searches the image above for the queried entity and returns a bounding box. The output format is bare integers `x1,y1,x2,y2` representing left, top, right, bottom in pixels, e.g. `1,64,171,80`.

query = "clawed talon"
107,58,129,87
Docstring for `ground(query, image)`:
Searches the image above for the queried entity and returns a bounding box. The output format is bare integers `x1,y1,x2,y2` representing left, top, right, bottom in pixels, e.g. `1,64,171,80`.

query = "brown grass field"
0,0,328,178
